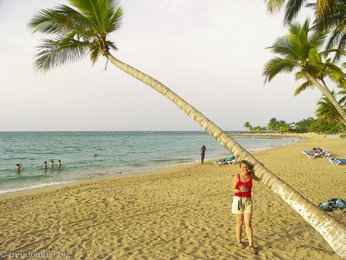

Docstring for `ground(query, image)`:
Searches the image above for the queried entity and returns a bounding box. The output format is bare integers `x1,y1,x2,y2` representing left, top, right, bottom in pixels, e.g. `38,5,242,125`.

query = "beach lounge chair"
321,149,331,158
214,155,236,166
302,150,320,159
302,146,330,159
329,158,346,165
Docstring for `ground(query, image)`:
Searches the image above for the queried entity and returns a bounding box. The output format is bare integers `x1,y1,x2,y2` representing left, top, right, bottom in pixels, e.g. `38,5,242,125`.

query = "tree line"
244,115,345,134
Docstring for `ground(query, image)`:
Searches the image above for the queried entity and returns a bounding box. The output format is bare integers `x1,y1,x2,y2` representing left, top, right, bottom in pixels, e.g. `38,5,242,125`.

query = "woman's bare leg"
236,214,244,243
244,213,253,245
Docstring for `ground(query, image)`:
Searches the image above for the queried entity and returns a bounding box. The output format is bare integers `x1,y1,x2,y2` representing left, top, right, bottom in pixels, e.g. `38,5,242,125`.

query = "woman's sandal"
237,242,246,249
249,245,258,255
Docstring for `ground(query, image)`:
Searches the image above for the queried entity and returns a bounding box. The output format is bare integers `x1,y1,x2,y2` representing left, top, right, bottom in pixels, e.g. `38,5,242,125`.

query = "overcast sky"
0,0,325,131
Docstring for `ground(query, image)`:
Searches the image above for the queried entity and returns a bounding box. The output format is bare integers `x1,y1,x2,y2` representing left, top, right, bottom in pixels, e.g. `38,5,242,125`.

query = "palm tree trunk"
106,53,346,258
304,71,346,126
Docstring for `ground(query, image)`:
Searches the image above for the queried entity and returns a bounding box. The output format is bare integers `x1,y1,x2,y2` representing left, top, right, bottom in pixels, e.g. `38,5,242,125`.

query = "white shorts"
231,196,253,214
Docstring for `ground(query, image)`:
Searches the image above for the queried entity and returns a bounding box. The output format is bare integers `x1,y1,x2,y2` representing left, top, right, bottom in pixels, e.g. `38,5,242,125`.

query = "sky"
0,0,325,131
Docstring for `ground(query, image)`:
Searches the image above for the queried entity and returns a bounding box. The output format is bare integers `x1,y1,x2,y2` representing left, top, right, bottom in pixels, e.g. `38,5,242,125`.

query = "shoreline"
0,133,326,199
0,133,345,259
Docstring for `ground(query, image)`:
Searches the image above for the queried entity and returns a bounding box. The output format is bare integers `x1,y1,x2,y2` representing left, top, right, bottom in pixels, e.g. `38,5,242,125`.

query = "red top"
235,173,252,198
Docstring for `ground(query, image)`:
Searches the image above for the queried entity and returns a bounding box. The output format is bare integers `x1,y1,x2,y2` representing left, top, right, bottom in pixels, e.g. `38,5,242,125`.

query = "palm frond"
308,48,321,64
294,80,313,95
324,63,346,83
301,19,311,39
264,57,297,83
316,0,332,20
308,31,326,49
288,22,301,36
287,21,312,60
106,41,118,52
284,0,305,24
108,6,123,32
266,0,285,13
69,0,121,34
327,32,346,61
315,91,345,125
338,88,346,106
268,36,298,58
29,5,94,36
89,44,101,65
295,70,306,80
88,40,117,65
34,35,89,72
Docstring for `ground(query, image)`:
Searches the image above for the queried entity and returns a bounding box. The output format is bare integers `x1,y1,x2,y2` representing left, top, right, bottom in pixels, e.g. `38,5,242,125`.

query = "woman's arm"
232,175,241,194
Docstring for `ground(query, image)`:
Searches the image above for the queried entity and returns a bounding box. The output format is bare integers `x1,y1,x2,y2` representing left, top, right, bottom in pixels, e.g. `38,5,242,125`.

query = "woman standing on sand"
231,160,260,255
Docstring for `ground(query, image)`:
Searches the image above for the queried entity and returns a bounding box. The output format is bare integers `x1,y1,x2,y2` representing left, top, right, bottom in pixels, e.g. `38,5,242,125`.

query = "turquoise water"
0,131,300,194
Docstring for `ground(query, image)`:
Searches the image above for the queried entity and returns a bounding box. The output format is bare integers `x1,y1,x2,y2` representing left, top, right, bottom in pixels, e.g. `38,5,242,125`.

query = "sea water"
0,131,300,194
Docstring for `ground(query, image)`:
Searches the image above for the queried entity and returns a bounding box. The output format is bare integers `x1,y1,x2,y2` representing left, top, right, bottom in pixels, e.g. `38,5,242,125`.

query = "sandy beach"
0,134,345,259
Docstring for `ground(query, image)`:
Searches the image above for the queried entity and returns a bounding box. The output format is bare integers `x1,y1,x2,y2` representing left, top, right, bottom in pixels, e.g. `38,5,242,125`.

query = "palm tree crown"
265,0,345,61
29,0,122,71
264,19,340,83
264,19,346,125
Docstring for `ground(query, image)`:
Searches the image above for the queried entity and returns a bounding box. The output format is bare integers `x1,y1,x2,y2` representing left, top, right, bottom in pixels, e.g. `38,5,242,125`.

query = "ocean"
0,131,300,194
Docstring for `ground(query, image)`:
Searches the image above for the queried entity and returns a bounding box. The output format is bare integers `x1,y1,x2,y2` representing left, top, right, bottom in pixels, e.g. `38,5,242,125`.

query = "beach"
0,134,345,259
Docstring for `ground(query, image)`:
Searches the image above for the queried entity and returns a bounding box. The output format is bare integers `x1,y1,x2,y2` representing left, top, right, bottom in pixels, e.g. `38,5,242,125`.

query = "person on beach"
43,161,48,170
50,160,54,168
231,160,260,255
58,160,62,168
200,145,206,164
16,163,22,172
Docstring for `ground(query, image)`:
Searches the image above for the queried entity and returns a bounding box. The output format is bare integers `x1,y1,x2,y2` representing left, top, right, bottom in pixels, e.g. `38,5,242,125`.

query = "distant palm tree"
29,1,346,257
268,117,278,131
265,0,345,61
243,121,253,131
264,20,346,126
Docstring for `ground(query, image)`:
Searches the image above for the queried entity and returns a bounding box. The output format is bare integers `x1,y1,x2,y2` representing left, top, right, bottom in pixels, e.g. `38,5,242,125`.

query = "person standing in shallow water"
231,160,260,255
16,163,22,172
200,145,206,164
43,161,48,170
58,160,62,168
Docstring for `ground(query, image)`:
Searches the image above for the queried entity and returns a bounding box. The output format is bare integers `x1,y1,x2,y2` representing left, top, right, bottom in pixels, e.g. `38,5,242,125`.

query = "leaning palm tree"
264,19,346,126
29,0,346,257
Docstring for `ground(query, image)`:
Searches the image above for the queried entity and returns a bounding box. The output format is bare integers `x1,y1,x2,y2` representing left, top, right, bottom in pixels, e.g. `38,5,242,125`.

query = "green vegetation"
264,1,346,126
265,0,345,61
244,90,346,133
244,115,345,133
264,20,346,126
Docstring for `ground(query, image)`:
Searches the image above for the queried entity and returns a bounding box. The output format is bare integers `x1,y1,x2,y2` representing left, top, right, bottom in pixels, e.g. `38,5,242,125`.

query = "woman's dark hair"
239,160,249,167
239,160,253,171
